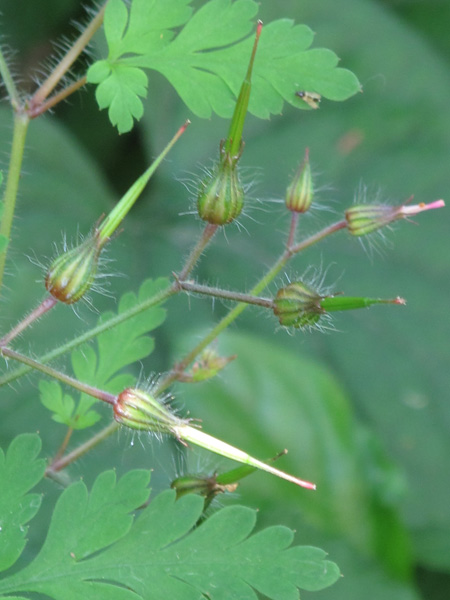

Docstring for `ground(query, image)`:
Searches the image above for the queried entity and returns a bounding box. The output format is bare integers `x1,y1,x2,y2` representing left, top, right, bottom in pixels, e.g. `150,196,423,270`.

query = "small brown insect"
295,90,321,109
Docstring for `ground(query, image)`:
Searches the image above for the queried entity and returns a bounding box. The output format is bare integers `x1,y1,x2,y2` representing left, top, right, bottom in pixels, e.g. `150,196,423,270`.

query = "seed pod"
285,148,313,213
273,281,324,329
45,236,101,304
114,388,185,433
345,199,445,236
197,160,244,225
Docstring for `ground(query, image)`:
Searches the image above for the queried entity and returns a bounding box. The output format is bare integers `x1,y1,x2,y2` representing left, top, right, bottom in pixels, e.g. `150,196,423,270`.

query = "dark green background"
0,1,449,599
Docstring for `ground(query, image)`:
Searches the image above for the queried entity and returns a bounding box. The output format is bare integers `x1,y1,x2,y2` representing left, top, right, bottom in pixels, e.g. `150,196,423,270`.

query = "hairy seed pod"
273,281,324,329
45,236,101,304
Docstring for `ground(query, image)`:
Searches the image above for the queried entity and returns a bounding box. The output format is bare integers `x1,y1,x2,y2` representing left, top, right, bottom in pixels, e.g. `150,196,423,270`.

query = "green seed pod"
45,236,101,304
285,148,313,213
345,204,398,236
273,281,324,329
197,160,244,225
114,388,185,433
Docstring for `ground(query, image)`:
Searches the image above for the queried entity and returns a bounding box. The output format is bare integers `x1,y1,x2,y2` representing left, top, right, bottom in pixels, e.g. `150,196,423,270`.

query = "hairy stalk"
177,224,218,281
0,112,30,296
28,76,87,119
47,421,119,474
29,2,107,111
158,220,348,391
20,222,221,472
0,296,58,347
178,280,274,309
0,283,176,386
1,347,116,405
0,47,20,109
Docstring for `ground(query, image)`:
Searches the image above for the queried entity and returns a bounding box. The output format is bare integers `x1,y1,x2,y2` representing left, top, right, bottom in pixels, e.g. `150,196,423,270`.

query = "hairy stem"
0,112,30,297
0,47,21,109
178,280,274,309
28,76,87,119
47,421,119,474
158,220,347,391
0,283,177,386
177,223,218,281
0,296,58,347
29,2,107,111
1,347,116,405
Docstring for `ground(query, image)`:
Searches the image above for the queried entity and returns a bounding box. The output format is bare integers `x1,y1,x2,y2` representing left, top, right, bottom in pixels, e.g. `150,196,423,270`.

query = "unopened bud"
273,281,324,329
45,236,101,304
346,199,445,236
197,160,244,225
285,148,313,213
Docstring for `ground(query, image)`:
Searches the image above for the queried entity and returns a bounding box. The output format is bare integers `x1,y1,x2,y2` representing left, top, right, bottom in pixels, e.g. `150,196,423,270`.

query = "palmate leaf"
87,0,360,132
0,439,340,599
39,278,168,429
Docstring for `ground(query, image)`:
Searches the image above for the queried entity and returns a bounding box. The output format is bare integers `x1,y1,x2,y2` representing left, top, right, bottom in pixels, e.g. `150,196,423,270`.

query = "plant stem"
178,280,274,309
29,2,107,111
0,296,58,347
286,211,299,250
158,220,347,391
0,112,30,297
1,347,116,405
47,421,119,473
177,223,218,281
0,47,21,109
0,283,177,386
28,76,87,119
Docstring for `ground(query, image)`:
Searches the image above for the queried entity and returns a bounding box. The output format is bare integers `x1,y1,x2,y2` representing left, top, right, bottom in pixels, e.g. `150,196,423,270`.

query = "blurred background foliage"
0,0,449,599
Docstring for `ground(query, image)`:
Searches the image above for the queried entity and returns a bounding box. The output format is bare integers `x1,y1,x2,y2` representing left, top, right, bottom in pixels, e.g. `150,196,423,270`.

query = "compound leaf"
0,476,340,599
0,434,46,573
87,0,360,131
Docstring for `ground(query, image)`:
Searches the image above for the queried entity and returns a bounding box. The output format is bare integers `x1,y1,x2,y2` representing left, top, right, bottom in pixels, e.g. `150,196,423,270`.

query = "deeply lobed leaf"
0,469,340,600
87,0,361,131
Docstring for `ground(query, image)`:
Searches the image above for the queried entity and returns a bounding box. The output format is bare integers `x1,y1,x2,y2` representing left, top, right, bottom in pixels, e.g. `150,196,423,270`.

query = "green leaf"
0,434,46,572
178,331,413,580
39,278,168,429
87,0,360,131
0,479,339,599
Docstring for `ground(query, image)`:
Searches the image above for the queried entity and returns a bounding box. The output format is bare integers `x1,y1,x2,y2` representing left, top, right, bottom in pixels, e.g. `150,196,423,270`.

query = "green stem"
1,347,116,404
158,220,347,391
177,223,218,281
0,47,21,109
47,421,119,473
0,283,177,387
29,2,107,110
0,296,57,347
178,280,273,309
28,76,87,119
0,112,30,297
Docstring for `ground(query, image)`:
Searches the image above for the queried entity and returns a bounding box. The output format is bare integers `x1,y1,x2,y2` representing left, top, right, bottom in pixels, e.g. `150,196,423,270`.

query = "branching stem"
29,2,107,111
0,296,58,347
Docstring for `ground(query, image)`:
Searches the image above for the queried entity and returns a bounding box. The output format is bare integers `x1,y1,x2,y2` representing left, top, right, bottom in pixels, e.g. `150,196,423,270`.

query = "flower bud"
114,388,185,433
273,281,324,329
197,160,244,225
346,199,445,236
45,236,101,304
285,148,313,213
